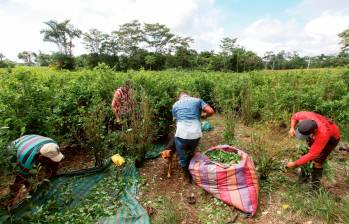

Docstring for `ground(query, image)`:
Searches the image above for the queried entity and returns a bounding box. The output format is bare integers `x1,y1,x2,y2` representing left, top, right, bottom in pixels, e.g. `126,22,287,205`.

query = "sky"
0,0,349,61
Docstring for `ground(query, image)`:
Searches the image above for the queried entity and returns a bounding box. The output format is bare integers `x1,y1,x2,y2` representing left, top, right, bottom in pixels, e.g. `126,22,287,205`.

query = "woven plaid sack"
189,145,259,216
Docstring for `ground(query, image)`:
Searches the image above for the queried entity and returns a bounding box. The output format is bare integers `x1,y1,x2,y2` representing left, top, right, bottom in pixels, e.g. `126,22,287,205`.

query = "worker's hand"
201,113,207,119
286,161,296,169
288,128,295,137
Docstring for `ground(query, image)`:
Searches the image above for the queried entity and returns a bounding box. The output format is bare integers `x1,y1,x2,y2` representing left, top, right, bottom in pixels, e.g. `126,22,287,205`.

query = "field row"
0,66,348,167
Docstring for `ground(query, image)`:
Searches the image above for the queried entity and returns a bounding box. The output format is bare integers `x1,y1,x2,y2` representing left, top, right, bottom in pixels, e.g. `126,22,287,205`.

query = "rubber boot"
311,167,323,191
182,166,193,184
298,168,310,184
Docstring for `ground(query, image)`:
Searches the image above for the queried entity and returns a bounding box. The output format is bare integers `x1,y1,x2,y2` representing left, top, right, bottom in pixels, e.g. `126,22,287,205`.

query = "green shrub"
286,187,349,223
223,111,236,145
0,67,347,170
50,53,76,70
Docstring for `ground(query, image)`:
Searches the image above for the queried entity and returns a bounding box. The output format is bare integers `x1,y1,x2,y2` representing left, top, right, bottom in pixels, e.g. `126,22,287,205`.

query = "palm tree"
40,20,82,55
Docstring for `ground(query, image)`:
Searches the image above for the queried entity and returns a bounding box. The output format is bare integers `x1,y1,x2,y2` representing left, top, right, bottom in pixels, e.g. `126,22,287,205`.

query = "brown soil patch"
138,116,239,224
58,147,95,173
139,115,349,224
139,157,203,223
1,115,348,223
0,146,94,202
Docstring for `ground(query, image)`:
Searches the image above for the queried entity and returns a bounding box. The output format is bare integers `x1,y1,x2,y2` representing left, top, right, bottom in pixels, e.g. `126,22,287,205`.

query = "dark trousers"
10,155,59,195
166,137,176,152
307,137,340,166
175,137,200,168
10,174,30,195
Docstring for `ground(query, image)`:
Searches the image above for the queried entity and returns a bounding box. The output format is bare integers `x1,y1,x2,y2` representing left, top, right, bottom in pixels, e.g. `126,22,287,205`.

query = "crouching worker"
287,111,340,190
9,135,64,197
172,91,214,182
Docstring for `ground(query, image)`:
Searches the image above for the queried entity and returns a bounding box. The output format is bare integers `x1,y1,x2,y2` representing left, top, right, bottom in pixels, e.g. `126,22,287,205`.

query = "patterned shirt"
13,135,56,176
111,87,133,120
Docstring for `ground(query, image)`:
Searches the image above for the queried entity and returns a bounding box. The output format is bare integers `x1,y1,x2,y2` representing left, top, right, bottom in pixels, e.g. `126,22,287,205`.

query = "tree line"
1,19,349,71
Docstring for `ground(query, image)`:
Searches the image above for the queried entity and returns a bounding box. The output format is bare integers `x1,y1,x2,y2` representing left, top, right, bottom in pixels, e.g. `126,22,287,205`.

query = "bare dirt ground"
138,115,349,224
58,145,95,173
0,145,94,202
1,115,348,223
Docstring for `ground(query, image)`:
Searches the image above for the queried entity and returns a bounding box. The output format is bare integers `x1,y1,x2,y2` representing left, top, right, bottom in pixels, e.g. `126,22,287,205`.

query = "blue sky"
0,0,349,61
217,0,301,26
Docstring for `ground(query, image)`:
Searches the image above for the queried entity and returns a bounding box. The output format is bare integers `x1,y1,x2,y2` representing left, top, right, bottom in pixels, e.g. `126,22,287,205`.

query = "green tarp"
201,121,214,132
145,144,164,160
7,159,150,224
3,144,168,223
98,163,149,224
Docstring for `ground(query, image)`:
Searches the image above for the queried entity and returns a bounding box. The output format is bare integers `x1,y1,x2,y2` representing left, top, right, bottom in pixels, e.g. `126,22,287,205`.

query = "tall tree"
18,51,37,65
169,36,193,53
145,54,156,70
83,28,109,55
220,37,237,56
174,47,197,69
197,51,214,70
35,51,51,66
263,51,275,69
105,33,120,56
40,19,82,55
0,53,4,62
338,27,349,52
242,51,263,71
144,23,174,53
219,37,238,71
274,50,287,69
115,20,144,55
289,51,307,69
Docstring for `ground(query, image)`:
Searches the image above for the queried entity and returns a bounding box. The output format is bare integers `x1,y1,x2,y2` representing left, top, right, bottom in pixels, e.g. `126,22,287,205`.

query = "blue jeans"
175,137,200,168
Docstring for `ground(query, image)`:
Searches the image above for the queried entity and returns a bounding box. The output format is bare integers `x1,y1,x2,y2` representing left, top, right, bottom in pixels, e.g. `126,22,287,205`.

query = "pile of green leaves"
12,165,131,224
205,150,241,165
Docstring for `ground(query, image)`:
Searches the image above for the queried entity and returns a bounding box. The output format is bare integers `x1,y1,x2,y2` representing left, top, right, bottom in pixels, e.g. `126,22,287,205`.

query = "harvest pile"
11,164,132,223
205,150,241,165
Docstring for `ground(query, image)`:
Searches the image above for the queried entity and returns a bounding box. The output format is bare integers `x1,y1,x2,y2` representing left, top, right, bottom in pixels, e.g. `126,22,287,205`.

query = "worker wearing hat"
287,111,340,189
9,135,64,196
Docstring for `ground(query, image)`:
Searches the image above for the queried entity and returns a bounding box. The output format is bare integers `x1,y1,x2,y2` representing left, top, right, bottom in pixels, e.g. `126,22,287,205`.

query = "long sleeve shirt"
111,87,132,119
292,111,340,166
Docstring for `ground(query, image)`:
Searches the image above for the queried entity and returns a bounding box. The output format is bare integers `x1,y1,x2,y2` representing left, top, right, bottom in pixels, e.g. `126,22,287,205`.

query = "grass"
235,123,292,189
138,115,349,223
231,119,349,223
196,195,234,224
145,196,183,224
223,111,236,145
283,185,349,223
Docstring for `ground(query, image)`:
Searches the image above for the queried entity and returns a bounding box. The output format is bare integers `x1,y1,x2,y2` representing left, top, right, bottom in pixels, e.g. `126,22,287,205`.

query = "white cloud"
287,0,349,17
0,0,223,61
238,12,349,56
173,0,225,52
1,0,348,61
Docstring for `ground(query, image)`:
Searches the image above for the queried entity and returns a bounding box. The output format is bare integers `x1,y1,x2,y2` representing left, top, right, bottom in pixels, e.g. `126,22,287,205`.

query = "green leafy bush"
0,67,348,169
